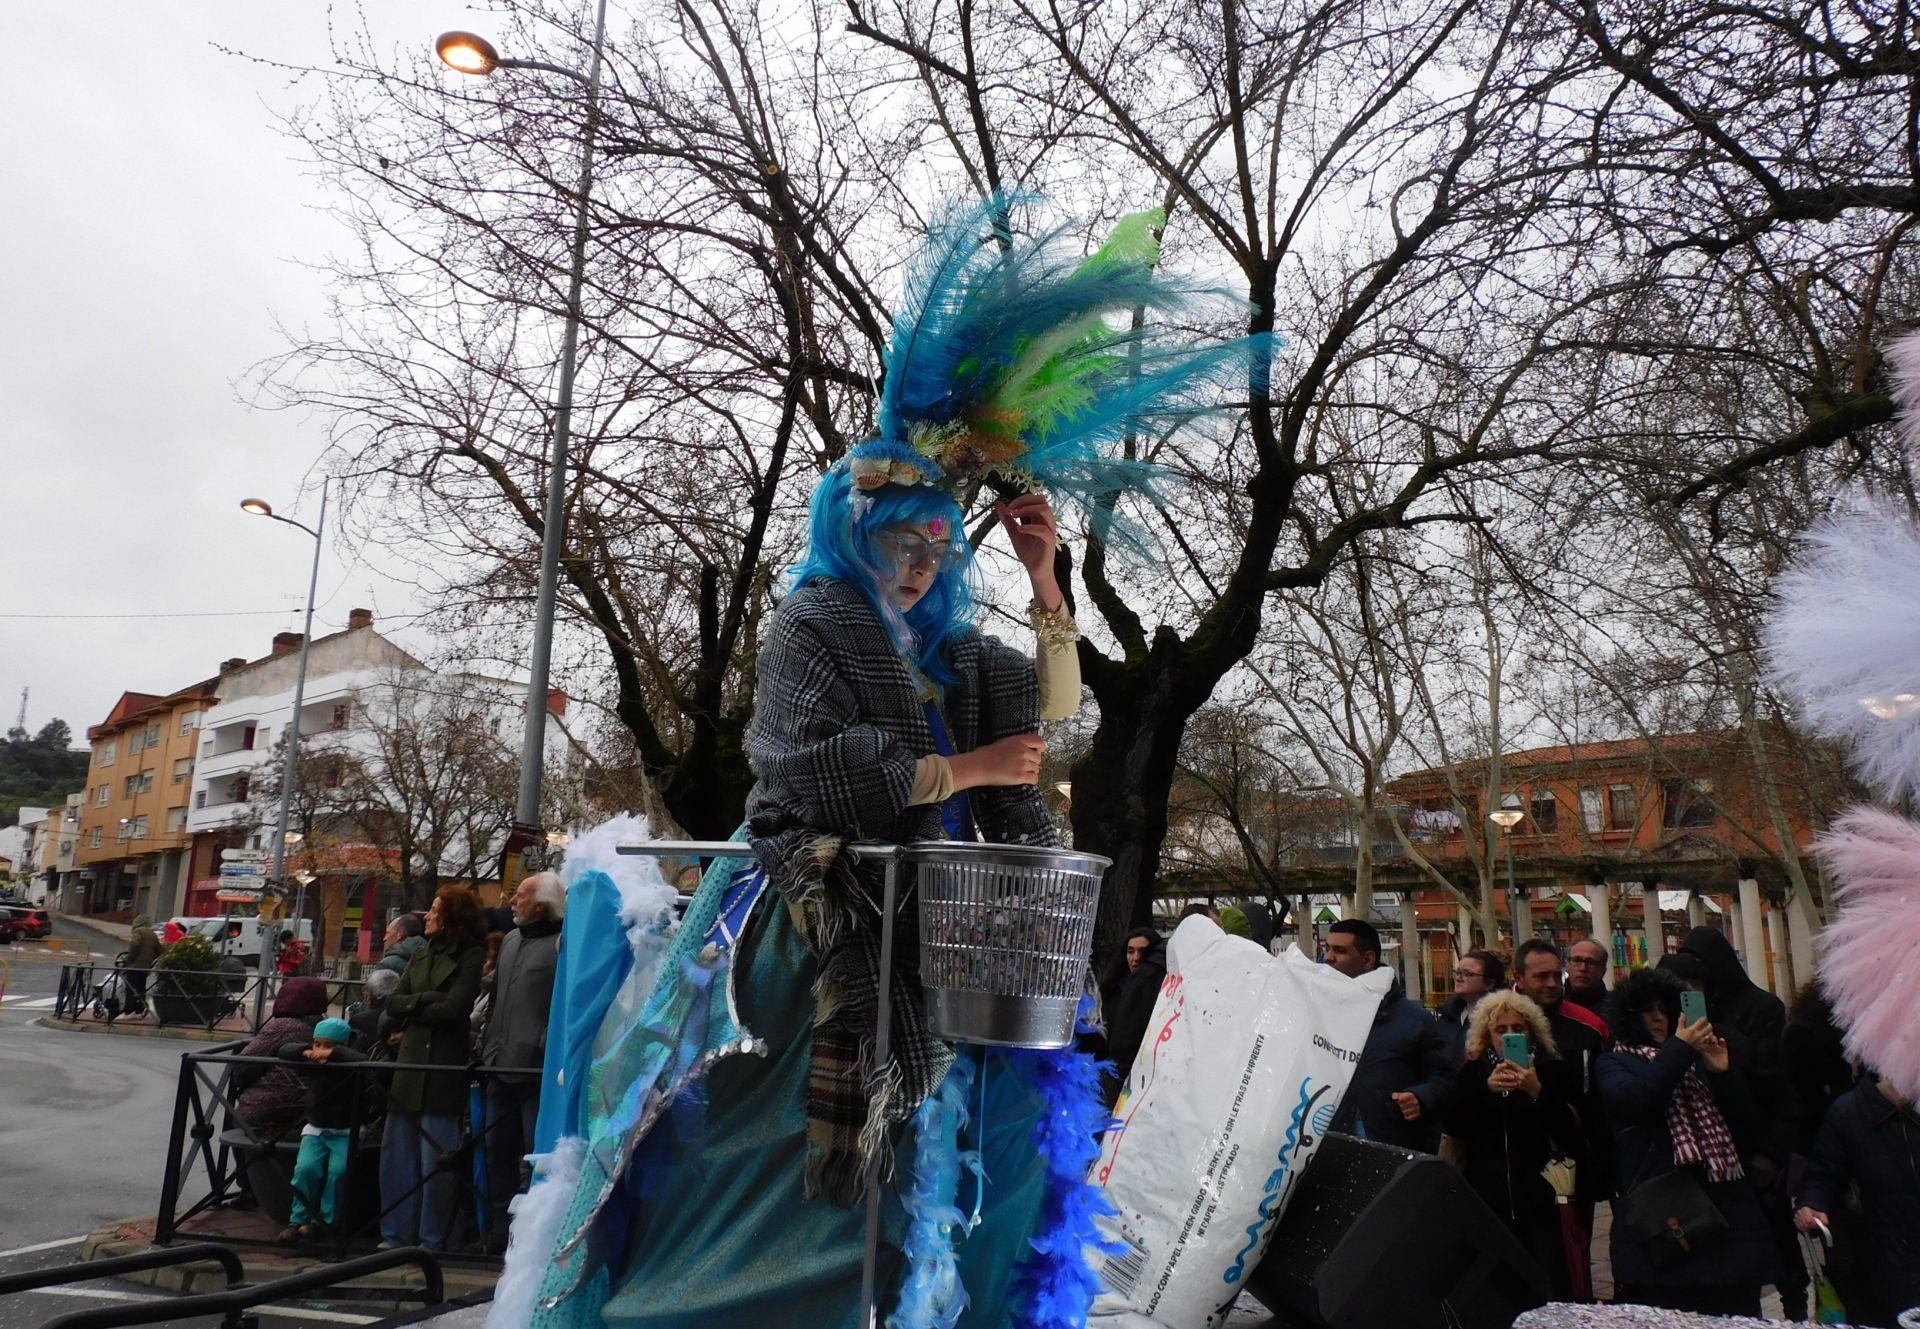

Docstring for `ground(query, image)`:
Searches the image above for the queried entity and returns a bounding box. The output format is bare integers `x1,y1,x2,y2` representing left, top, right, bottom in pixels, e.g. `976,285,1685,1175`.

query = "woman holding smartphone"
1598,967,1780,1315
1441,990,1582,1296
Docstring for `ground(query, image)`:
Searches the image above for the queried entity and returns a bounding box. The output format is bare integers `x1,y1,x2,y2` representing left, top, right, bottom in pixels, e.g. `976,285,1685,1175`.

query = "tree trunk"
1068,668,1190,959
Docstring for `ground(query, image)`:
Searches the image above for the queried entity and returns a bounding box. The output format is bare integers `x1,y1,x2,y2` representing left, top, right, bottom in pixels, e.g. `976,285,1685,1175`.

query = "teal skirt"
602,897,1050,1327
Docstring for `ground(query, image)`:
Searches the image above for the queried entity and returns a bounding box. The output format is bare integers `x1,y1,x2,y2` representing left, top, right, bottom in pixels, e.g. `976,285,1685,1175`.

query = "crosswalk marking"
0,996,58,1008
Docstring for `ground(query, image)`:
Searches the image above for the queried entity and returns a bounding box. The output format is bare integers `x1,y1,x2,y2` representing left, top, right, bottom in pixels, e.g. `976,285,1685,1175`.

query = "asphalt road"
0,920,413,1328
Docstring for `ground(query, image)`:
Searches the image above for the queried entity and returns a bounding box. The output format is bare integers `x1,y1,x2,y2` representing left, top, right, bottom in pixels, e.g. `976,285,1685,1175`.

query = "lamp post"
241,481,327,941
1488,806,1525,945
436,3,610,847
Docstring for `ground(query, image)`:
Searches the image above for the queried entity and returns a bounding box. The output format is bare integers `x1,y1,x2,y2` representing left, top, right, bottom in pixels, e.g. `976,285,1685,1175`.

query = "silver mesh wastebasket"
909,840,1111,1049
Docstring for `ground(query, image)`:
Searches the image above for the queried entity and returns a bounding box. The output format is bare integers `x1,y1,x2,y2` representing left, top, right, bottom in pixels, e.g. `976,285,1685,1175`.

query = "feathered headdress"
850,196,1269,536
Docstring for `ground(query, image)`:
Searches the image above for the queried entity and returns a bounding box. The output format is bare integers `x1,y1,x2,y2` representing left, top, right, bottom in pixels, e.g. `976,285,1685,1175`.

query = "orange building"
71,680,220,920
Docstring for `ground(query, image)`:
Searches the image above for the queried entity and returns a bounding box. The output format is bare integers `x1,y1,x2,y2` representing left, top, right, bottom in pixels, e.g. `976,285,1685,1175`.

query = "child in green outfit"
277,1016,367,1243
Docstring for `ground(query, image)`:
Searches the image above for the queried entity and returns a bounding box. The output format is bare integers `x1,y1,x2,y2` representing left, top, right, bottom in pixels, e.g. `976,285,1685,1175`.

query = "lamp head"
240,498,273,517
436,31,500,75
1488,809,1525,831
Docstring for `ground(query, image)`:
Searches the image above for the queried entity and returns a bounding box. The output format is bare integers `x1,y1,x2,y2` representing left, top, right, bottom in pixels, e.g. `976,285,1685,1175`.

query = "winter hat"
314,1017,353,1044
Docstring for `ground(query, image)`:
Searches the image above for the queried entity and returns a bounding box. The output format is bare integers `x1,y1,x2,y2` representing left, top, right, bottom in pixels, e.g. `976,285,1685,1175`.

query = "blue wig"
786,465,977,691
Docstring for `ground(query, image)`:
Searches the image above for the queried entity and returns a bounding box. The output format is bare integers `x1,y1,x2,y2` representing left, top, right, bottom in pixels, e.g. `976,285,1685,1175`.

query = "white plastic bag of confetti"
1087,914,1391,1328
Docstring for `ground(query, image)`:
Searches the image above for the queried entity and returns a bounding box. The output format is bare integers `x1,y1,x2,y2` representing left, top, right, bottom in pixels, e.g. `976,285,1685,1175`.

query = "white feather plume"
1887,327,1920,458
1764,503,1920,803
488,1135,586,1329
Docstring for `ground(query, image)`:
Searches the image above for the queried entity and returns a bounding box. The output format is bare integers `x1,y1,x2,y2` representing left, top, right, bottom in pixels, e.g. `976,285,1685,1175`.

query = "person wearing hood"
123,915,162,1016
1666,933,1801,1318
232,977,331,1130
1678,926,1785,1070
1241,902,1277,951
1104,927,1167,1106
1325,918,1457,1152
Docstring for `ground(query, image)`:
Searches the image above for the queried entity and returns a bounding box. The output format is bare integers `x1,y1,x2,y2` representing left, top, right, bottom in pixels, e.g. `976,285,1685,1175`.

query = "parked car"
2,905,53,940
0,913,20,944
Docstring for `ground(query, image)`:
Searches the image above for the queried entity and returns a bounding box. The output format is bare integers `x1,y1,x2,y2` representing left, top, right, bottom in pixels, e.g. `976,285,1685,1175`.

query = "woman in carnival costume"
492,196,1265,1329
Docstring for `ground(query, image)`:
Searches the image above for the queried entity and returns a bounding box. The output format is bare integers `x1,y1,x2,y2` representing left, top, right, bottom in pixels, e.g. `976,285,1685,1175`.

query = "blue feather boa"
1006,1039,1123,1329
890,1038,1120,1329
891,1056,978,1329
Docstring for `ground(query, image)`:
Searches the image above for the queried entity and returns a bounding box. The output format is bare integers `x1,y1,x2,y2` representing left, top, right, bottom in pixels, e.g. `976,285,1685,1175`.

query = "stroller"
91,958,137,1022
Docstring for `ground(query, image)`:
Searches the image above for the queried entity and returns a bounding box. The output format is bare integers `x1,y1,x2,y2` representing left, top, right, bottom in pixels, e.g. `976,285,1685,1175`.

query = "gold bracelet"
1028,600,1080,653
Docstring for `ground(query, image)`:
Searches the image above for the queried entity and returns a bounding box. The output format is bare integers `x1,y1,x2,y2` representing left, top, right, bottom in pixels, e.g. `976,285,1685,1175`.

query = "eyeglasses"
1456,967,1485,982
874,528,959,573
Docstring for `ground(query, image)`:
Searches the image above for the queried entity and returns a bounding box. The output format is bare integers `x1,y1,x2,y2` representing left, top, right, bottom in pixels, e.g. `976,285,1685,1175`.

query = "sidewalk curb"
37,1015,243,1043
55,913,132,944
81,1220,500,1300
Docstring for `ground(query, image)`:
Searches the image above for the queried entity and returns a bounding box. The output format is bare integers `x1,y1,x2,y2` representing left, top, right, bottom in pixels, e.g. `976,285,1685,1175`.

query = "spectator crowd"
223,872,566,1255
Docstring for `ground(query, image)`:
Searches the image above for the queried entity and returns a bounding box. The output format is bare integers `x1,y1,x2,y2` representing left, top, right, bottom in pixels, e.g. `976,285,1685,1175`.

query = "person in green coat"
379,885,486,1250
123,914,161,1015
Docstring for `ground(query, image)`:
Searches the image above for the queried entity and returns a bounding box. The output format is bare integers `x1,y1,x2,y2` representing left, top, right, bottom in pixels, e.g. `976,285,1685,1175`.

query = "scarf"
1624,1044,1745,1183
776,834,954,1207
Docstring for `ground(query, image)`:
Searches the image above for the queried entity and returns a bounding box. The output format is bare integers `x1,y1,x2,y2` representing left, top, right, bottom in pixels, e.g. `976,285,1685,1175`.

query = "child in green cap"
276,1016,366,1243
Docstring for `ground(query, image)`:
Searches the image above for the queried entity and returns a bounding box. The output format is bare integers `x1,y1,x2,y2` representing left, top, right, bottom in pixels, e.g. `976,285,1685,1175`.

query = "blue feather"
871,194,1273,558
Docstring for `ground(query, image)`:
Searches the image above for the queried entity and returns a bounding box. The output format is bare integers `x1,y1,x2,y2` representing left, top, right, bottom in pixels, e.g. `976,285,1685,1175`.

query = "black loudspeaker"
1246,1132,1551,1329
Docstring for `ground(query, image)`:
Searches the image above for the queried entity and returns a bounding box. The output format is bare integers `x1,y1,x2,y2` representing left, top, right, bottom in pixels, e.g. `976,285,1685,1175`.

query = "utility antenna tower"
13,687,24,732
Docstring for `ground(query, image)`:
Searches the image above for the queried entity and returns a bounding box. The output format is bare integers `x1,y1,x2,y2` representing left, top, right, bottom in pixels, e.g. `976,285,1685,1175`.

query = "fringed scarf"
776,833,955,1206
1623,1045,1745,1183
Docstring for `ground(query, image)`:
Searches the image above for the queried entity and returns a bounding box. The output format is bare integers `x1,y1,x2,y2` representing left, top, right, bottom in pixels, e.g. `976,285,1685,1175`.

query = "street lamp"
435,4,610,852
241,480,327,938
1488,806,1525,945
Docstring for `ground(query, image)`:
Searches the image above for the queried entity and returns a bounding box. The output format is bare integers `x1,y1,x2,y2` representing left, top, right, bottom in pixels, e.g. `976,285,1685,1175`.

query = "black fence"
158,1040,540,1261
53,964,365,1033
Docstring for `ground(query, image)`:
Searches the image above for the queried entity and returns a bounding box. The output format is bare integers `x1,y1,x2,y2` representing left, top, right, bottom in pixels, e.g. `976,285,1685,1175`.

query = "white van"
166,915,314,968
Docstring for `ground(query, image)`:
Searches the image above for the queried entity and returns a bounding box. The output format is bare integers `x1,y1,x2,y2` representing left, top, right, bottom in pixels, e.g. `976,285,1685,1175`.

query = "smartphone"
1681,989,1709,1026
1500,1032,1532,1069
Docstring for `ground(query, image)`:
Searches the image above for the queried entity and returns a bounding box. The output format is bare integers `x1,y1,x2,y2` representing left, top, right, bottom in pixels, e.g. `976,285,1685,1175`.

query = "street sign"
219,864,267,879
216,887,265,904
221,848,270,863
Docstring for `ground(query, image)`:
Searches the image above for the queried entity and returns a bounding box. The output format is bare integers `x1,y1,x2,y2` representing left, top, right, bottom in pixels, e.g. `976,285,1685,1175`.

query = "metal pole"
1504,829,1524,944
857,851,902,1329
271,479,327,938
513,0,610,831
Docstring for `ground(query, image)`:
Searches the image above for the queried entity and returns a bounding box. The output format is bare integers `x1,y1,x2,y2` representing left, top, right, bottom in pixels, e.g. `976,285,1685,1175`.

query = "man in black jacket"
1515,938,1610,1260
1797,1074,1920,1328
479,870,565,1249
1325,919,1456,1152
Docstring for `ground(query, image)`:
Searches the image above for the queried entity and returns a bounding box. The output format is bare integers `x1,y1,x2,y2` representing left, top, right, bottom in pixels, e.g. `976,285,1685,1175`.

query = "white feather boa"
1764,503,1920,802
488,1136,586,1329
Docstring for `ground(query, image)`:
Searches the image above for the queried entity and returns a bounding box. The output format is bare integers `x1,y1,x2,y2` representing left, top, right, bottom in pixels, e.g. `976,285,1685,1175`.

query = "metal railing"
158,1039,540,1261
52,964,364,1033
0,1242,244,1299
30,1246,445,1329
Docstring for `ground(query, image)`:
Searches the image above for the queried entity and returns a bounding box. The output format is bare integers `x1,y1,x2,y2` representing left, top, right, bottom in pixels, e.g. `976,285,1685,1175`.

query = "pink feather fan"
1814,805,1920,1100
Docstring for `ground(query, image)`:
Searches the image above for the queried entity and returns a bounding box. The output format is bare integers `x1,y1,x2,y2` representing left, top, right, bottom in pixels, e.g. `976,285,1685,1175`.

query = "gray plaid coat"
745,577,1060,853
742,576,1062,1199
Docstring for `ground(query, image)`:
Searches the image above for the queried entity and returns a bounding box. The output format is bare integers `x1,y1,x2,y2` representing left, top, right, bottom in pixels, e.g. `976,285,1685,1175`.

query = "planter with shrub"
151,934,233,1027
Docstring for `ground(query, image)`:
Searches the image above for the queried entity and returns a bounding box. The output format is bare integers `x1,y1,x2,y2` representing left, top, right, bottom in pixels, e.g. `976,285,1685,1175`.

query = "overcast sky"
0,3,476,743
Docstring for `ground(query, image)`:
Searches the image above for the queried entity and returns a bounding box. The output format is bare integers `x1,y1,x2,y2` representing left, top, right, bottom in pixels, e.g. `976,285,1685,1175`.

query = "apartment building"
72,679,220,920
